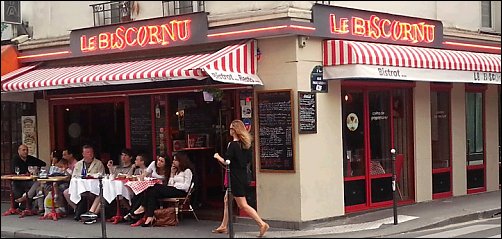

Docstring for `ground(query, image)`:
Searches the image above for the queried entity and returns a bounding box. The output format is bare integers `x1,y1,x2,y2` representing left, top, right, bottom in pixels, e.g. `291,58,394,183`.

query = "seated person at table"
104,148,136,217
42,150,70,215
121,153,149,223
132,153,149,176
71,145,105,223
107,148,135,178
12,144,47,213
62,147,79,211
133,152,193,227
123,154,170,225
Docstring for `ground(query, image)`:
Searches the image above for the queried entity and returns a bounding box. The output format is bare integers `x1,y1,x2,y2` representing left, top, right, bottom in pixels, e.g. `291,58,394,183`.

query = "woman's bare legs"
234,196,269,237
89,196,101,214
214,191,229,231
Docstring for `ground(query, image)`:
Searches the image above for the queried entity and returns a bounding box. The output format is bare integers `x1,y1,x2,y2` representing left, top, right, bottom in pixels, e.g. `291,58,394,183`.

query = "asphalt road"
384,216,501,238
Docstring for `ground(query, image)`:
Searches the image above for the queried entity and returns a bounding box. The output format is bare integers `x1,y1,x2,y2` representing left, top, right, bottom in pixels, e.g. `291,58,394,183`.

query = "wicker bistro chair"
158,182,199,221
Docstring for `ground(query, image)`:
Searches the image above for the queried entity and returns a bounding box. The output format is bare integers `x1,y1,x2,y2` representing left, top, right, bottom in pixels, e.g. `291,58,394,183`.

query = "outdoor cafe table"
37,175,70,221
69,177,133,223
1,174,38,217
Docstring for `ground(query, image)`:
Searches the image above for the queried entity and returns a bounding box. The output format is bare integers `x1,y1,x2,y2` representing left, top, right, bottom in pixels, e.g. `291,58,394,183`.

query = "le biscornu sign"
312,4,443,48
70,12,208,57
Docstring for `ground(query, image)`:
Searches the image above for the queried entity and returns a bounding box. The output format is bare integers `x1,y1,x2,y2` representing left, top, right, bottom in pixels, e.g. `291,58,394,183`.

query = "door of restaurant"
342,84,414,212
465,88,486,194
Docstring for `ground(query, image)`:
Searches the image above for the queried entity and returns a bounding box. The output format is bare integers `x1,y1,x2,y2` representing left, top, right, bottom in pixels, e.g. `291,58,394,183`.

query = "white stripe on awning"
2,40,262,92
323,40,501,84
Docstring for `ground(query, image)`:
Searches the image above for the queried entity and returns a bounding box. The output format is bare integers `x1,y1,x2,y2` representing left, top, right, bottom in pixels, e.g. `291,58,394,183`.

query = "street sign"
3,1,21,24
311,65,328,93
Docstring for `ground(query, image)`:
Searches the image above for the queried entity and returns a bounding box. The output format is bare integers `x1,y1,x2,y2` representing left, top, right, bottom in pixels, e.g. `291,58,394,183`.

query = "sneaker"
33,191,44,200
84,219,97,224
81,211,98,218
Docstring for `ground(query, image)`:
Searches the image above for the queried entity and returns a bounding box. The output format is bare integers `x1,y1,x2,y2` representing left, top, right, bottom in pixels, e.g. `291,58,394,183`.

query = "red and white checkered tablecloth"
124,179,162,195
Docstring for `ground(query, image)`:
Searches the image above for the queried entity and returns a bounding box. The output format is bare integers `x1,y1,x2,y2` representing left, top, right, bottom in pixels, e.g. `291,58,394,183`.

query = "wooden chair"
159,182,199,221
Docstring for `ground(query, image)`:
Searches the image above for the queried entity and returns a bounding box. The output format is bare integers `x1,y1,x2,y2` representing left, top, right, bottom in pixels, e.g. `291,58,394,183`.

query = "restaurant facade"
1,3,500,228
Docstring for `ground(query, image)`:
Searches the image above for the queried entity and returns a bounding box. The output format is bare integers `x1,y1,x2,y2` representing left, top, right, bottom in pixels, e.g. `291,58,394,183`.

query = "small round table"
1,174,38,217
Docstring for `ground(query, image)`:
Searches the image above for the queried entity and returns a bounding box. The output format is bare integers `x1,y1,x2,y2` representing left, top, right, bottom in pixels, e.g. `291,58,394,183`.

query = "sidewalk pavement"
1,190,500,238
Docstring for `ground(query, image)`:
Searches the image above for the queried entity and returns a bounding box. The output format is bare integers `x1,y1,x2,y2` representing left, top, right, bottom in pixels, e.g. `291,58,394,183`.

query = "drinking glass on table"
14,167,20,175
28,166,35,175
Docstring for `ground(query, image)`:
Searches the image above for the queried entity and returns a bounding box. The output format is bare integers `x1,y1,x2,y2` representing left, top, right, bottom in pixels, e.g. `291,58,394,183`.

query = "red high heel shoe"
130,217,146,227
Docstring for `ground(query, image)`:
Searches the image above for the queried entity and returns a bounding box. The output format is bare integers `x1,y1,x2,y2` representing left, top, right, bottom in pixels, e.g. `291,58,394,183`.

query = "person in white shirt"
133,152,194,227
125,154,169,225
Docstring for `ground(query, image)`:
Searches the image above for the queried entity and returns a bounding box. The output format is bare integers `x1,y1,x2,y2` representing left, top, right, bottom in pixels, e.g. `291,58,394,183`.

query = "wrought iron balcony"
90,1,132,26
315,1,332,5
162,1,205,17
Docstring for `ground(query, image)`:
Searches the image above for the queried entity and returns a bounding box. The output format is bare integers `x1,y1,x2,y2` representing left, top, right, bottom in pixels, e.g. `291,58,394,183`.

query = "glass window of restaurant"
430,84,452,198
465,85,486,193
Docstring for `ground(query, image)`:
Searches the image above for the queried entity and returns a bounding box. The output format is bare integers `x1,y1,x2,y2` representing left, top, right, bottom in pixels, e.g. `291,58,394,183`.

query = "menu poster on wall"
129,95,153,156
256,90,295,172
21,116,37,157
298,92,317,134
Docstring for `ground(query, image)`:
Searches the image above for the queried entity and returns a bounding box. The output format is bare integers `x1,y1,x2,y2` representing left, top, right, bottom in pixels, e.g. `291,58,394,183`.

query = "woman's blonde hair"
230,120,252,149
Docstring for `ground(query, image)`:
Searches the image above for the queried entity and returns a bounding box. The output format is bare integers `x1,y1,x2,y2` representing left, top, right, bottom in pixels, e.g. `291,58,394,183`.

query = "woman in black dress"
213,120,269,237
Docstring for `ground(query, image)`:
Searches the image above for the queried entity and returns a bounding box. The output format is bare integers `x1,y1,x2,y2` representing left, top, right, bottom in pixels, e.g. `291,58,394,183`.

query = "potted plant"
202,87,223,102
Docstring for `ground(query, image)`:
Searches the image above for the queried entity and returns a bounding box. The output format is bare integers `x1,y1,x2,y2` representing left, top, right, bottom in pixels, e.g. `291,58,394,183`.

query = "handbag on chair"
153,207,178,226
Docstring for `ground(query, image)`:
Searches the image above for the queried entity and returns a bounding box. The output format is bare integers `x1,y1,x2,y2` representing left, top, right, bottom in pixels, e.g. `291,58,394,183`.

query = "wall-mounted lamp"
298,35,309,48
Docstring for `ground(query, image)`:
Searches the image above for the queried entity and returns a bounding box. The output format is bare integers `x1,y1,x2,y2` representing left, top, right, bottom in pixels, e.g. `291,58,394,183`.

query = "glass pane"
481,1,492,28
342,91,365,177
369,91,391,175
431,91,451,169
466,92,484,166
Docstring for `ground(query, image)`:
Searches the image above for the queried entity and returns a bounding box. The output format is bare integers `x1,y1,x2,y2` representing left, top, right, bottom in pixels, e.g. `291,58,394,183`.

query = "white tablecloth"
68,178,132,204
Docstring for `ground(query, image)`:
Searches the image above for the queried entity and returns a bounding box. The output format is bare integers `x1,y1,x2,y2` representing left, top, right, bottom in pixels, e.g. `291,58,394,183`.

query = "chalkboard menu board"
257,90,295,172
298,92,317,134
129,95,153,155
183,107,213,133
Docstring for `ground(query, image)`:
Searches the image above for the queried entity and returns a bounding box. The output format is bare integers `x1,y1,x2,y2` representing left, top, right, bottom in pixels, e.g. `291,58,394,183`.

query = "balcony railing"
162,1,205,17
90,1,132,26
315,1,332,5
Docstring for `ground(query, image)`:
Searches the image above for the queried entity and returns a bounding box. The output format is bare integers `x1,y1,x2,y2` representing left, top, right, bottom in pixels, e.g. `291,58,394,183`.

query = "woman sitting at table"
132,152,193,227
124,153,170,225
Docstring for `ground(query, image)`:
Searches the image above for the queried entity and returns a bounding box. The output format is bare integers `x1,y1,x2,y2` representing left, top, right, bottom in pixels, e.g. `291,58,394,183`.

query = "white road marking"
417,224,499,238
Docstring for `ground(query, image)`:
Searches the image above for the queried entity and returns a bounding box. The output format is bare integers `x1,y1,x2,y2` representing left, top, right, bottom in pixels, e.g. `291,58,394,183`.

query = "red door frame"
465,84,487,195
342,80,415,213
431,83,453,199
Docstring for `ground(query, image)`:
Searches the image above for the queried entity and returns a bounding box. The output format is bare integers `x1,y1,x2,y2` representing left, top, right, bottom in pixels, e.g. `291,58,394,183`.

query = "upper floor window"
315,1,332,5
90,1,132,26
162,1,205,16
481,1,492,28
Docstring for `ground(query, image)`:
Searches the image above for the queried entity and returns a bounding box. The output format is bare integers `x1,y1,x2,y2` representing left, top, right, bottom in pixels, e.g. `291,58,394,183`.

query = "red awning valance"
323,40,501,84
2,40,261,92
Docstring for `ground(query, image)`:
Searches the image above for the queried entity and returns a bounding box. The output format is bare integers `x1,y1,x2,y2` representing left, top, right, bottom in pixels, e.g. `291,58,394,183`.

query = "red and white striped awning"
1,40,261,92
323,40,501,84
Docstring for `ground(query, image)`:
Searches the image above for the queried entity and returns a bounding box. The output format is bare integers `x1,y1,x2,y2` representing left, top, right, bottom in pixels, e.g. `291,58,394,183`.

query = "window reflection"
431,91,450,169
342,91,365,177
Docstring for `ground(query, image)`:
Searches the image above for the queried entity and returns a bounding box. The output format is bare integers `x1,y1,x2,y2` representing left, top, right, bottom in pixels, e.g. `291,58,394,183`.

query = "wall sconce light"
298,35,309,48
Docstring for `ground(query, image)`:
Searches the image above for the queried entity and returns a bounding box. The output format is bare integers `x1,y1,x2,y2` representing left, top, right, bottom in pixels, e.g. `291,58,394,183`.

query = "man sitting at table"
71,144,105,223
12,144,47,213
107,148,135,178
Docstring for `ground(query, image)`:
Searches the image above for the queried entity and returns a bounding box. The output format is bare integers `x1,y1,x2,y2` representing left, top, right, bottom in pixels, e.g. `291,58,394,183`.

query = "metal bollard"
226,160,235,238
99,176,107,238
391,148,398,225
